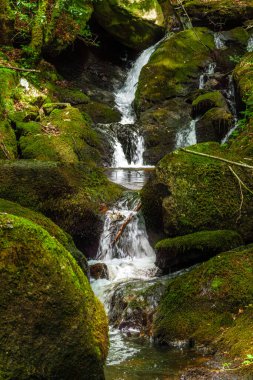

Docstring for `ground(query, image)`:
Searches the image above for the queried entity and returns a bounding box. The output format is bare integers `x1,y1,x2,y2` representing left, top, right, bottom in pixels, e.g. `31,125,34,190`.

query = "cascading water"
175,62,216,148
247,35,253,52
221,75,238,143
113,40,162,168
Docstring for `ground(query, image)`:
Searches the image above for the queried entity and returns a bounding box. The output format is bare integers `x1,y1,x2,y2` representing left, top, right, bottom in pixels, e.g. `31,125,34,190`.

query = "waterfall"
113,40,162,168
221,75,238,143
176,62,216,148
214,32,226,50
247,35,253,52
175,118,198,148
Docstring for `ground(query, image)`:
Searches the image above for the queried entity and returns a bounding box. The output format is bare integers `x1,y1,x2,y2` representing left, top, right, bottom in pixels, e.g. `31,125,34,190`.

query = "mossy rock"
0,160,123,255
135,27,215,112
94,0,165,51
141,98,192,164
192,91,228,117
154,245,253,373
78,101,121,124
141,142,253,241
0,198,87,273
155,230,243,273
16,106,103,163
0,120,17,159
196,107,233,143
173,0,253,30
0,213,108,379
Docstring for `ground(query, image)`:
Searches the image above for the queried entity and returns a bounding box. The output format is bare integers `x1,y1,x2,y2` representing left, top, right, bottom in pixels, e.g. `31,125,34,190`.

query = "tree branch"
112,203,142,246
181,148,253,170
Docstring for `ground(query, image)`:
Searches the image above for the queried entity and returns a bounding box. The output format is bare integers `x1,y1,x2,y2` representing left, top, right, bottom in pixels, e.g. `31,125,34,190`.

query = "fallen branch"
0,65,40,73
229,166,253,197
229,166,244,223
181,148,253,170
112,203,142,246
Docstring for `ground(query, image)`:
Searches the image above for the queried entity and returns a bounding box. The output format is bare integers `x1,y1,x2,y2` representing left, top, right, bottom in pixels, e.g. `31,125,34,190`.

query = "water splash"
199,62,216,89
221,75,238,143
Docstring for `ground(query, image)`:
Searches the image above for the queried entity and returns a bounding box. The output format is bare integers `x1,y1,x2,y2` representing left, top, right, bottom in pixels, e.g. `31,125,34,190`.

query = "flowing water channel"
89,38,216,379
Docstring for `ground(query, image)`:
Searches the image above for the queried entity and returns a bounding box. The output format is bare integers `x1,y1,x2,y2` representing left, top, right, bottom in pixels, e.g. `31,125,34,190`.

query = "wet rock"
90,263,109,280
155,230,243,274
140,98,192,165
196,107,233,142
108,279,167,337
181,367,238,380
192,91,228,117
0,213,108,379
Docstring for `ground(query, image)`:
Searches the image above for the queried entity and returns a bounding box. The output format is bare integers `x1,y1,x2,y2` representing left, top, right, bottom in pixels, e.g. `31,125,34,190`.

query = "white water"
90,193,158,364
113,40,162,168
198,62,216,89
214,32,226,50
247,35,253,52
176,62,216,148
222,75,238,143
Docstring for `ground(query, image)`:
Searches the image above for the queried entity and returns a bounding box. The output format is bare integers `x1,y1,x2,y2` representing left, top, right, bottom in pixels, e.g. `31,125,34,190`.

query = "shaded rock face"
155,230,243,274
141,143,253,242
0,161,122,256
0,213,108,379
90,263,109,280
170,0,253,30
154,245,253,372
196,108,233,143
93,0,165,51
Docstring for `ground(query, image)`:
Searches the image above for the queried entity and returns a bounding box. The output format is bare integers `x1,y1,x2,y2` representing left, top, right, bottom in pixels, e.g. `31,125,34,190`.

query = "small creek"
88,39,221,379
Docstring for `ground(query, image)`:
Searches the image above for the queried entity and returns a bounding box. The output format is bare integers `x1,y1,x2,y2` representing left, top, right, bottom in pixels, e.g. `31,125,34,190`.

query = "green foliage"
242,354,253,366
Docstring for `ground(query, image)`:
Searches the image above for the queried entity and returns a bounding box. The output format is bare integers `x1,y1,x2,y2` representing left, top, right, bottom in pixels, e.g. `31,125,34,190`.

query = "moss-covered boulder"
155,230,243,273
170,0,253,30
0,213,108,379
141,142,253,242
154,245,253,373
94,0,165,51
78,101,121,124
192,91,228,117
0,198,87,272
135,28,215,112
16,106,102,163
0,160,122,255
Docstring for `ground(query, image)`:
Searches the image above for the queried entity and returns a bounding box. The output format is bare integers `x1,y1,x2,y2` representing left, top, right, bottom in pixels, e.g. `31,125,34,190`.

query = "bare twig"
229,166,253,197
0,65,40,73
181,148,253,170
229,166,244,223
0,142,11,159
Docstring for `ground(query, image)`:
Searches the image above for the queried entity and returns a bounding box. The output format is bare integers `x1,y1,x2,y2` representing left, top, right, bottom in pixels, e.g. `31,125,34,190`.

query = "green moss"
192,91,228,115
0,160,123,250
141,142,253,241
176,0,253,29
135,27,215,111
94,0,165,50
0,197,86,270
154,244,253,370
78,101,121,124
0,213,108,379
155,230,243,272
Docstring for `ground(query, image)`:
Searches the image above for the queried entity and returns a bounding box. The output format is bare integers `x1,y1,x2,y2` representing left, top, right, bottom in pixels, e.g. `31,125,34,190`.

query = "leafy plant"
242,354,253,366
